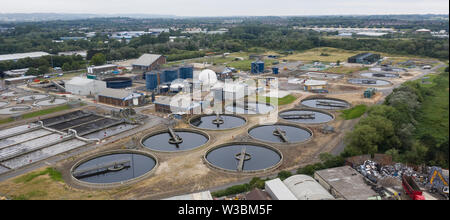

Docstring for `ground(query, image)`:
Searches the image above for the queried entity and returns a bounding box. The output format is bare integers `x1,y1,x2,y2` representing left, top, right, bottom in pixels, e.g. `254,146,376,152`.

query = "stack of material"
357,160,380,183
357,160,425,185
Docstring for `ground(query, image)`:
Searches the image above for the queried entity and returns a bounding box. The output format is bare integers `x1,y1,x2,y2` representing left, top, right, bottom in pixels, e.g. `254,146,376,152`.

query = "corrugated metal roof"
265,178,297,200
4,75,36,81
133,54,162,66
0,52,50,62
283,175,334,200
314,166,378,200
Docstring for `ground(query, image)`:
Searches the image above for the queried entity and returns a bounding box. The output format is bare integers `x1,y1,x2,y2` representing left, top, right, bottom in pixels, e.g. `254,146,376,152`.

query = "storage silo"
272,67,279,74
179,66,194,79
103,77,132,89
251,61,258,74
257,61,265,73
163,69,178,83
146,73,158,91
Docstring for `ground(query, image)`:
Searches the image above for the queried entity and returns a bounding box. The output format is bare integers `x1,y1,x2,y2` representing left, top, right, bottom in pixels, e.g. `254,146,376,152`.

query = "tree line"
343,67,449,168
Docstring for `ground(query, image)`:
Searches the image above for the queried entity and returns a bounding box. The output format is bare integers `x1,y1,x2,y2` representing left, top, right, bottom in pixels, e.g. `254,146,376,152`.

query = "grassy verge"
415,71,449,147
14,167,63,184
340,105,367,120
0,104,73,126
258,94,297,106
0,117,14,125
0,167,112,200
22,104,72,119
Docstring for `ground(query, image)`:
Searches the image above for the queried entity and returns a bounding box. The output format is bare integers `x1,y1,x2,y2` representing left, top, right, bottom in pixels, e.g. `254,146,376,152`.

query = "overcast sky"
0,0,448,16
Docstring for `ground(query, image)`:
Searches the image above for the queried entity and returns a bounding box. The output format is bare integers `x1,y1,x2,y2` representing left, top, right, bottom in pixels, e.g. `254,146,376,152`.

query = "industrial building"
132,54,166,72
4,76,37,85
65,77,106,96
0,52,50,62
145,66,194,91
283,175,334,200
154,95,203,116
245,188,272,200
348,53,381,64
97,88,144,107
87,64,118,75
303,79,328,91
314,166,378,200
263,176,334,200
264,178,297,200
179,66,194,79
4,68,29,77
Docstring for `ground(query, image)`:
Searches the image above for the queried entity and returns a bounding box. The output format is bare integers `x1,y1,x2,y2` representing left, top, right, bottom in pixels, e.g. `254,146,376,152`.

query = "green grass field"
340,105,367,120
0,104,73,125
14,167,63,184
22,104,72,119
258,94,297,106
415,71,449,145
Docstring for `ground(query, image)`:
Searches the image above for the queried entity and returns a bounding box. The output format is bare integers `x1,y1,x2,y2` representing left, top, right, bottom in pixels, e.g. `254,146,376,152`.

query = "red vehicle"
402,175,425,200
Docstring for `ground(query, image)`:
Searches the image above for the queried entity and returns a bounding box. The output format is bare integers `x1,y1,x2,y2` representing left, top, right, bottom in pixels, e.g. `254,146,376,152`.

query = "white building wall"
66,79,106,96
264,178,297,200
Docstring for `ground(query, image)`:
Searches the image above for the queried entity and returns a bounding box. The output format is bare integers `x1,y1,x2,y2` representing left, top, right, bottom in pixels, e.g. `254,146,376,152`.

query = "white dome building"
198,69,218,86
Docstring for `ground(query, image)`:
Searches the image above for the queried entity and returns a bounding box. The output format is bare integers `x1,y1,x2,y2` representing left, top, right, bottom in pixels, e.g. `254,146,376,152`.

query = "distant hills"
0,13,176,22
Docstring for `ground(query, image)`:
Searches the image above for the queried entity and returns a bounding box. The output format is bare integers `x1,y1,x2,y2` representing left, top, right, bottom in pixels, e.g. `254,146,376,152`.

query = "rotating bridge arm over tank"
281,113,315,119
235,147,251,172
316,100,347,107
211,113,224,125
273,126,289,143
168,127,183,145
72,159,131,178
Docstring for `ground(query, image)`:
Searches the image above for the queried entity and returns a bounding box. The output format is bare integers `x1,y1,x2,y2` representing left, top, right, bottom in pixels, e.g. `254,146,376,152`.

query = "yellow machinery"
428,167,449,195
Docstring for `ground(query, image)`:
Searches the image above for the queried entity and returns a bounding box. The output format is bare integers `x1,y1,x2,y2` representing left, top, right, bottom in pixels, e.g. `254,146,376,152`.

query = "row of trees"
0,54,86,76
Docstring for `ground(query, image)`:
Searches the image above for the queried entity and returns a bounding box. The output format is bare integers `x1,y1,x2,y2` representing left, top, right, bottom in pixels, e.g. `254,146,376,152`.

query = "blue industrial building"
145,73,159,90
179,66,194,79
146,66,194,92
163,69,178,83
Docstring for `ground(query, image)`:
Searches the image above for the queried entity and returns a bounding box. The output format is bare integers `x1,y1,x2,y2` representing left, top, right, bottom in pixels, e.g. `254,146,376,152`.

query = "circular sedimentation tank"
103,77,133,89
360,72,399,78
35,98,68,106
300,97,350,110
18,94,49,102
141,128,209,152
189,114,247,130
0,105,32,115
225,102,274,115
70,150,157,186
248,124,312,144
279,109,334,124
348,78,392,86
205,142,282,173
